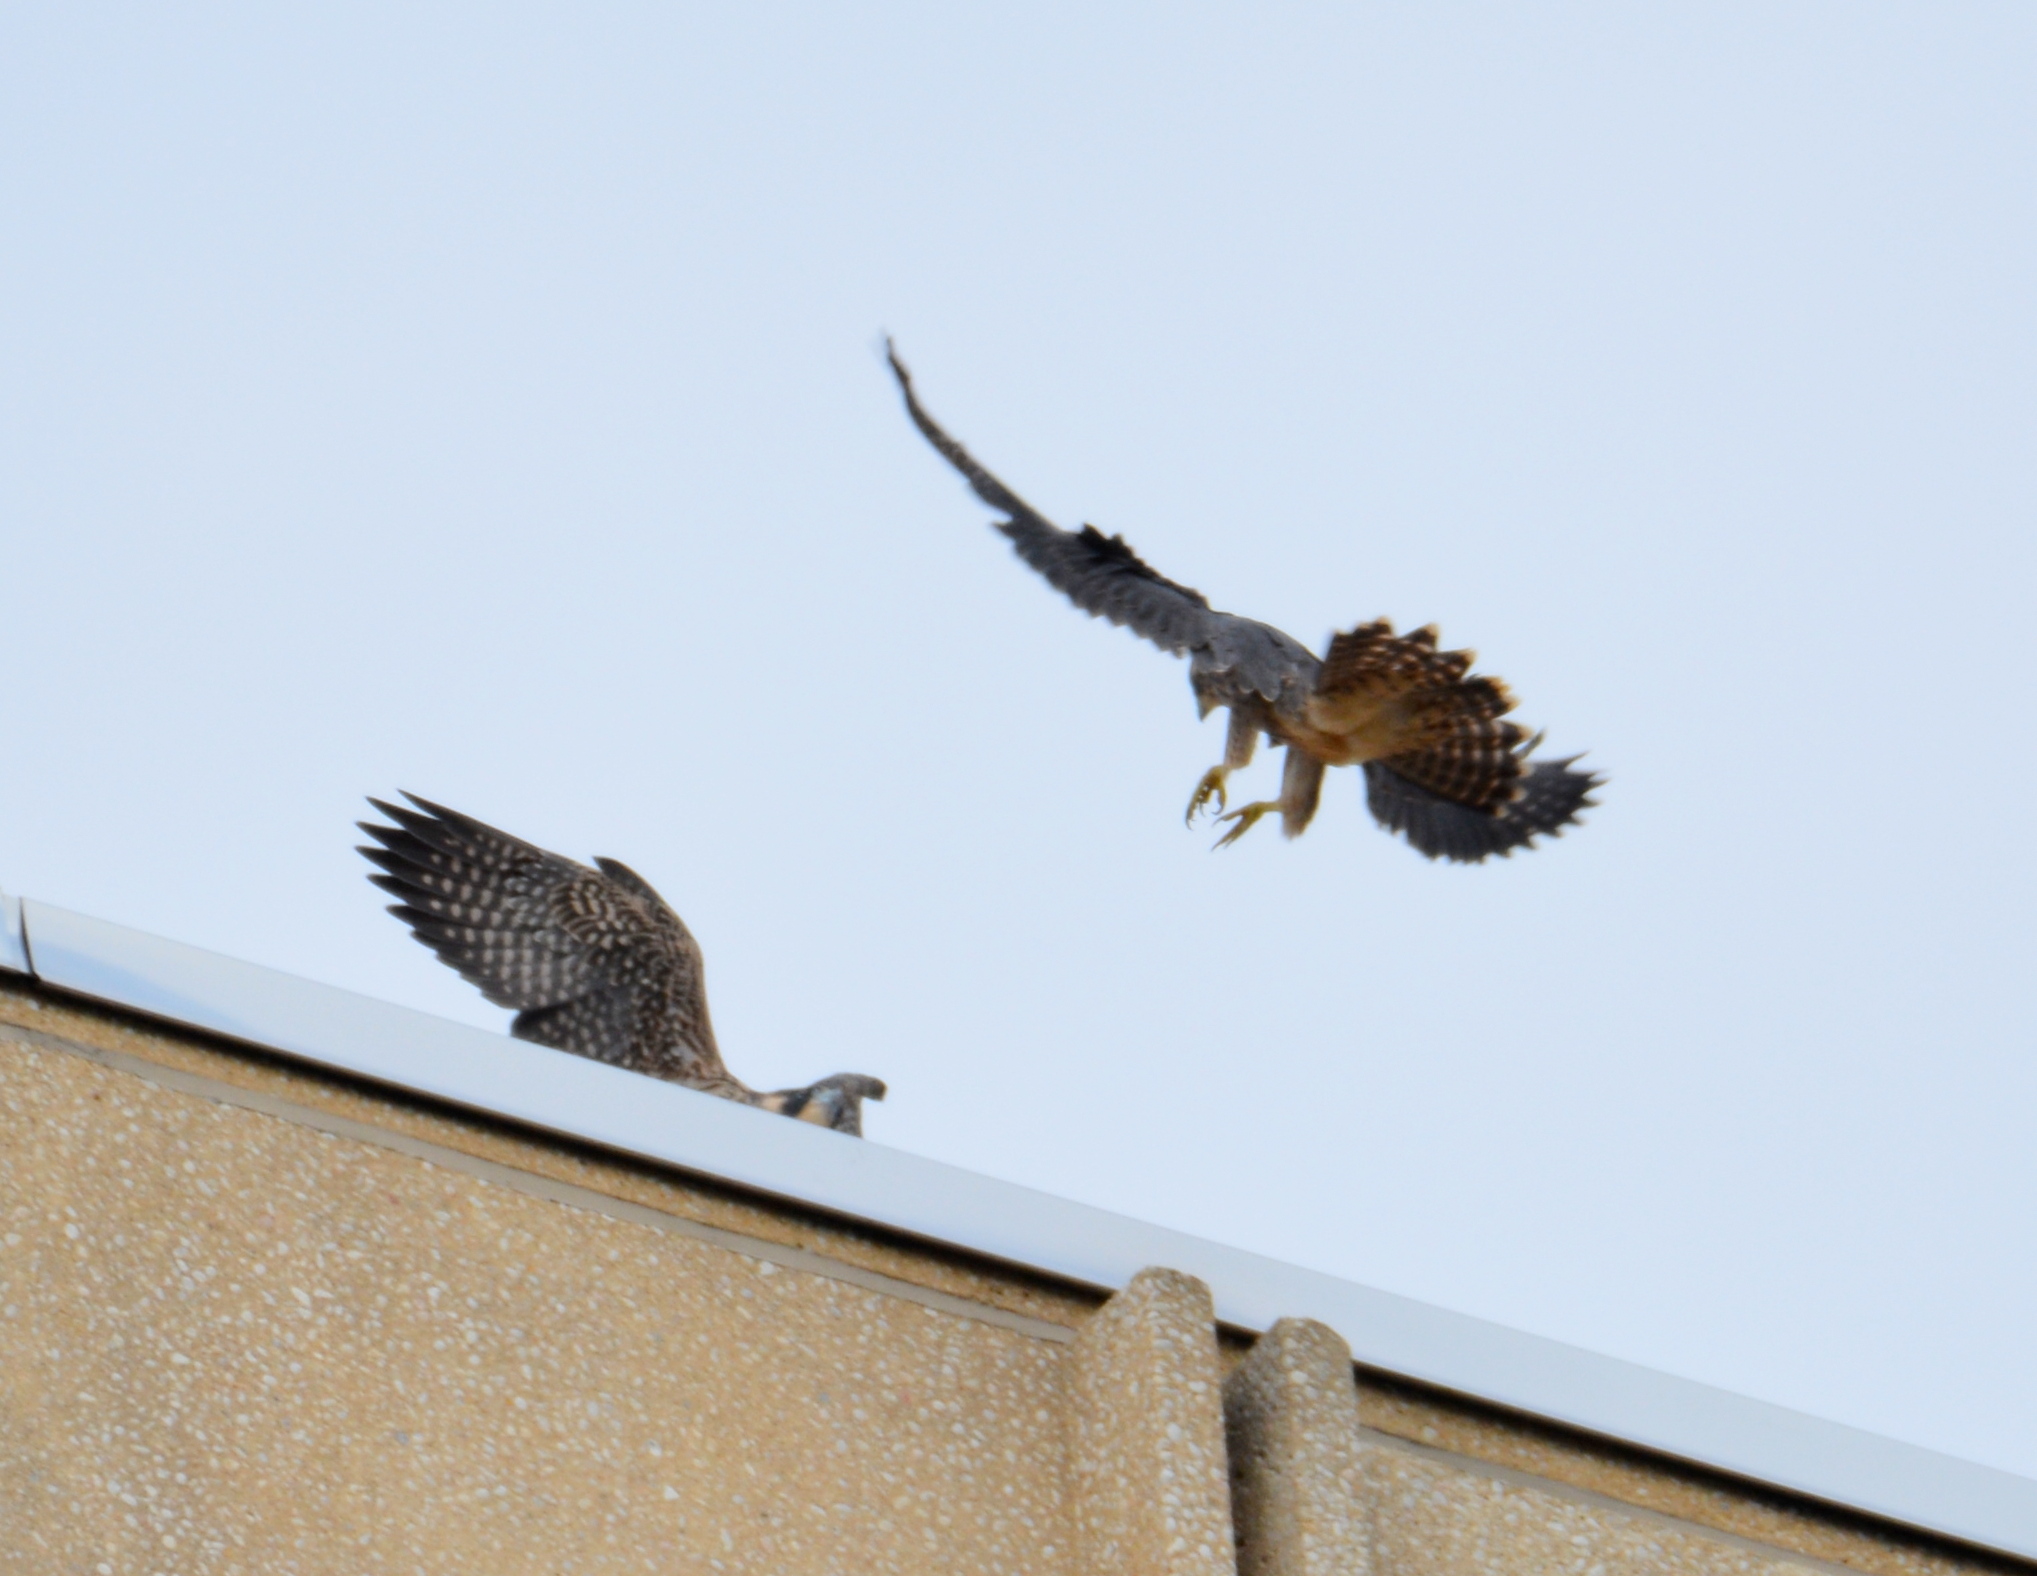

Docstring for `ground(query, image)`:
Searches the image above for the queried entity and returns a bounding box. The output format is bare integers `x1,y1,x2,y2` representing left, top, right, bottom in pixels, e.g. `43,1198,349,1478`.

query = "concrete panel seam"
1351,1426,2001,1576
0,1020,1078,1347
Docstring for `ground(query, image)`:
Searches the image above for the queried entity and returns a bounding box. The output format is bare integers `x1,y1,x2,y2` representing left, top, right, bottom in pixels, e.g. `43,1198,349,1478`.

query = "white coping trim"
0,891,28,976
15,896,2037,1560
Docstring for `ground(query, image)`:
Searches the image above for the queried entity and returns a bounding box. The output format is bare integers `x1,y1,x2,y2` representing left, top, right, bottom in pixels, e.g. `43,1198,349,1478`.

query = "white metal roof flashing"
0,890,29,976
10,895,2035,1560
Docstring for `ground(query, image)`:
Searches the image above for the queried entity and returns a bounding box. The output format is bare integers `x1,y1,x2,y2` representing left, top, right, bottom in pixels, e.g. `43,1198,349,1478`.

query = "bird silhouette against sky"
888,344,1599,862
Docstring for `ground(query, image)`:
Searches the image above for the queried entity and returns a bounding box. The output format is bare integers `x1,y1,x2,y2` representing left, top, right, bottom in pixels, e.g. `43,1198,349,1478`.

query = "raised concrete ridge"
1072,1268,1236,1576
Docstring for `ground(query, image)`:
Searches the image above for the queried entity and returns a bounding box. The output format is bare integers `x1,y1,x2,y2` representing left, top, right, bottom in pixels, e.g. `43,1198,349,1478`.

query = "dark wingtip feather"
398,789,470,824
368,799,441,838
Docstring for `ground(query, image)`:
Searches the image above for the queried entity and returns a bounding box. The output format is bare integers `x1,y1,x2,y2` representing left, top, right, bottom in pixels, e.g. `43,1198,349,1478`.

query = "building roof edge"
12,895,2035,1559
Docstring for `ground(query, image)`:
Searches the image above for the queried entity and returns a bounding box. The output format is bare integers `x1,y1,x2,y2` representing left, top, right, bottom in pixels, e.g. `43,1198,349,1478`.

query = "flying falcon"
887,345,1599,861
358,794,886,1135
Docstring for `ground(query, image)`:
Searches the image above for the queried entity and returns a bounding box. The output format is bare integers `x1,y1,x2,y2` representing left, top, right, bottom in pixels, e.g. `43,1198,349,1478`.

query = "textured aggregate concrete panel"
1361,1436,1839,1576
0,1036,1076,1575
1356,1377,2025,1576
0,978,1100,1335
1,981,2021,1576
1226,1318,1370,1576
1070,1267,1235,1576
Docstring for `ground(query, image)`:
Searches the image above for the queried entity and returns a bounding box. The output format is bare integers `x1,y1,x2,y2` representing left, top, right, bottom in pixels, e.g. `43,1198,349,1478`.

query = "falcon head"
760,1073,888,1137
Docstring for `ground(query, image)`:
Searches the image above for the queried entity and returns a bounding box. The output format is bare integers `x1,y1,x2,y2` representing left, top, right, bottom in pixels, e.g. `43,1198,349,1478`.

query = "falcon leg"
1186,709,1263,825
1213,748,1326,848
1277,748,1326,839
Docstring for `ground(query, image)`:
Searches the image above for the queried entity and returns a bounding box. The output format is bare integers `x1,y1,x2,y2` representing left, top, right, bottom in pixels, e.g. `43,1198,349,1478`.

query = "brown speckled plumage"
1311,619,1525,810
358,795,885,1134
888,344,1600,862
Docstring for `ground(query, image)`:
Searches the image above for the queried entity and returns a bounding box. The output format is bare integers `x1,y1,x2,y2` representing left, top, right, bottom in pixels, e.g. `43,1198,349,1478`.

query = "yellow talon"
1212,801,1280,849
1185,767,1229,825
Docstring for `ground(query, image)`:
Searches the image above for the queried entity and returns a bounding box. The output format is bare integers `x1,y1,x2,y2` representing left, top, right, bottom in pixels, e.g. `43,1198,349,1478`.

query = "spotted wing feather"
357,794,726,1084
1318,619,1473,694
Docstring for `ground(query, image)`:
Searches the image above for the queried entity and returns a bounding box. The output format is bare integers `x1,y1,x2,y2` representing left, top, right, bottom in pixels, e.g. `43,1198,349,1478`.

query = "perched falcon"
358,794,886,1135
887,345,1600,861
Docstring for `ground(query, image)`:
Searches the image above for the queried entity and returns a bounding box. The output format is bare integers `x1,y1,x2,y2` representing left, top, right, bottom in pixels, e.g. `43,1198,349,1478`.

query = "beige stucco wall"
1,1027,1074,1575
1,978,2025,1576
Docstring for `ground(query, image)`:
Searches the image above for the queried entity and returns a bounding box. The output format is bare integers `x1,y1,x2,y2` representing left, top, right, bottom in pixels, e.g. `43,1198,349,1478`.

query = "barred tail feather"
1364,756,1600,863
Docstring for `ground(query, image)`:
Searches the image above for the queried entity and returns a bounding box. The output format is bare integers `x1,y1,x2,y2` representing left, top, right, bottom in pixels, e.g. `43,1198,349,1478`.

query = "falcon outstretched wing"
357,794,727,1084
888,341,1221,658
1363,755,1600,863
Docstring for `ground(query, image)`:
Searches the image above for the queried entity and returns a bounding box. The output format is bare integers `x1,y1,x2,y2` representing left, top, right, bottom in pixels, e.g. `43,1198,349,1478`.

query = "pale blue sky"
4,4,2034,1477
